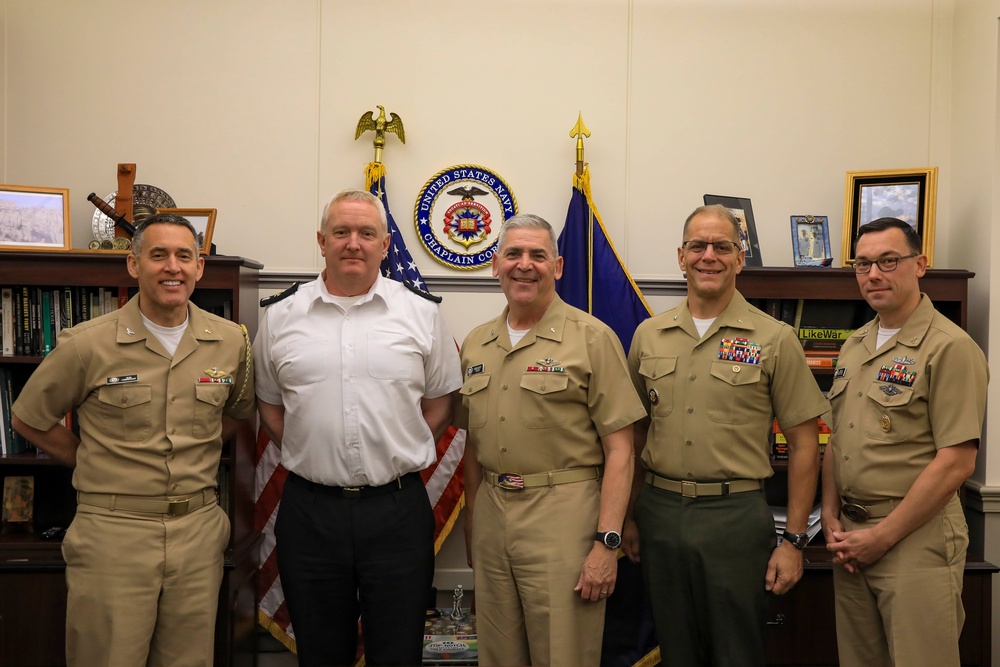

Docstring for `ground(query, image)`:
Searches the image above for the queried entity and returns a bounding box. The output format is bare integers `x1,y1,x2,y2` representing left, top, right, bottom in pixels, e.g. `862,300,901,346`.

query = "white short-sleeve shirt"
254,275,462,486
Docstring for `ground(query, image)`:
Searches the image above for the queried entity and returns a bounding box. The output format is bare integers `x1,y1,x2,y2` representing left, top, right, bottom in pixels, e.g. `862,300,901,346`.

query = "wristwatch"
782,530,810,550
595,530,622,550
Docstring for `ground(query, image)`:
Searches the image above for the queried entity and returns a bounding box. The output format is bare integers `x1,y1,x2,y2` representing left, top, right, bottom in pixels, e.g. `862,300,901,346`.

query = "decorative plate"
91,184,176,241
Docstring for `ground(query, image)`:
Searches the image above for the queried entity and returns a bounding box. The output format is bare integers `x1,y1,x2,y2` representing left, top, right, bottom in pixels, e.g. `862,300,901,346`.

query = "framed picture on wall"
790,215,833,267
842,167,937,267
0,184,71,253
703,194,762,266
156,207,217,255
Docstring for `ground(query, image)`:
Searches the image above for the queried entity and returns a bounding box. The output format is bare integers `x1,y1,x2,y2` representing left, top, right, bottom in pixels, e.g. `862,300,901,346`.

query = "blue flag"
555,166,651,355
554,165,659,667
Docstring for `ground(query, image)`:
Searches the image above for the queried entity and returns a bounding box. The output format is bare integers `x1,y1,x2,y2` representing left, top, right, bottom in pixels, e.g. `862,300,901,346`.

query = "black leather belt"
840,497,896,522
290,471,419,498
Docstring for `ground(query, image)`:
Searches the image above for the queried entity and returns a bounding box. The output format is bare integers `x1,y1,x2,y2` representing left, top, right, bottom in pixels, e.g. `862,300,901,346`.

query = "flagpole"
570,113,594,314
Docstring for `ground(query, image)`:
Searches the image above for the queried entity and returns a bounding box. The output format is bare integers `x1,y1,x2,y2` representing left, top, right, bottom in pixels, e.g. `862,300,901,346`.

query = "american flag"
254,162,468,651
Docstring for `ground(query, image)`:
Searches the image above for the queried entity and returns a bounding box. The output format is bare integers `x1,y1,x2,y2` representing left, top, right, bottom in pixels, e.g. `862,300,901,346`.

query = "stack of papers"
771,503,823,545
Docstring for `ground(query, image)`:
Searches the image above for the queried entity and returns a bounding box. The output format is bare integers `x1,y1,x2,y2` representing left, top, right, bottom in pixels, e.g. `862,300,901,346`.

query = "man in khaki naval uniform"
12,214,254,667
456,213,645,667
624,204,829,666
821,217,988,667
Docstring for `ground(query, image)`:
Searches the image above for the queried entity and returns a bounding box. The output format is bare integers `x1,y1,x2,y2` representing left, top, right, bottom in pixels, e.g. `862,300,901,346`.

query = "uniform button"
857,392,862,397
503,385,508,390
170,428,176,435
695,345,701,350
501,447,507,453
506,355,513,361
732,365,740,373
687,407,694,413
686,472,693,478
540,385,546,391
844,455,849,460
121,397,127,404
689,375,696,381
500,416,506,422
685,440,692,446
849,422,854,428
170,396,176,403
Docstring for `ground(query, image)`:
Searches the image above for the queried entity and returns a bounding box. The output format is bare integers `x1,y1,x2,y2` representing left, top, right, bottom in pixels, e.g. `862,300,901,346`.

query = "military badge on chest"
718,338,761,364
525,357,565,373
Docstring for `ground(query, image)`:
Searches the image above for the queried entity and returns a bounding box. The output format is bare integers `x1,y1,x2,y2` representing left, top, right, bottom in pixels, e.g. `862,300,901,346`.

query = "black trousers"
275,471,435,667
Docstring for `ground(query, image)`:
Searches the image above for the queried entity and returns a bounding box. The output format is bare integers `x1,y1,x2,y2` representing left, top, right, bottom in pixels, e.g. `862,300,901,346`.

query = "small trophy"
449,584,468,621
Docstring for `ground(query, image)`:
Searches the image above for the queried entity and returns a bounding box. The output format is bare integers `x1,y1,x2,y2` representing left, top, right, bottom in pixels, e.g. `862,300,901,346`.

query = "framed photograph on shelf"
703,194,762,266
842,167,937,267
156,207,217,255
0,184,71,253
790,215,833,267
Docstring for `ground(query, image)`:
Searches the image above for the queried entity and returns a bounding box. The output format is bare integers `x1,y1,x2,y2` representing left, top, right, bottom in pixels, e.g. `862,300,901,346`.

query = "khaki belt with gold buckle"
645,472,761,498
77,489,214,516
840,497,896,522
484,466,603,491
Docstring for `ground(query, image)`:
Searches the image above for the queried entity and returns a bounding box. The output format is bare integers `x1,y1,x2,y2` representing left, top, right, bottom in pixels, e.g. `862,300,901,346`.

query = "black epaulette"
403,279,442,303
260,282,299,307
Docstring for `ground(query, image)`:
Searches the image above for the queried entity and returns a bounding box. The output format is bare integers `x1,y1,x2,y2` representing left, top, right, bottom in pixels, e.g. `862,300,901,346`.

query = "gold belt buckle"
681,481,697,498
168,498,190,516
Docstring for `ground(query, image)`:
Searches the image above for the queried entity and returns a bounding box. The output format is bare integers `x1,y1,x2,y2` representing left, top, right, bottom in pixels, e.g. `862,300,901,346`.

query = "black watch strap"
782,530,809,550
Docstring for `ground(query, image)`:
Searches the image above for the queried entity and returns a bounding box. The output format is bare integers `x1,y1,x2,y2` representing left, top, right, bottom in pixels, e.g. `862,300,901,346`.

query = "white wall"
8,0,1000,650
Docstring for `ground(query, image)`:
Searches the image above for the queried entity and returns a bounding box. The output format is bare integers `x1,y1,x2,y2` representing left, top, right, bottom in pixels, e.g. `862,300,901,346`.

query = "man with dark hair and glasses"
12,213,255,666
624,204,828,665
821,217,988,667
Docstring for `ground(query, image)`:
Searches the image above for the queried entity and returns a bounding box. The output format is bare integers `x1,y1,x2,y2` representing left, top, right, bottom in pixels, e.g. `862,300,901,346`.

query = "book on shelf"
1,288,12,356
772,417,830,459
805,356,838,368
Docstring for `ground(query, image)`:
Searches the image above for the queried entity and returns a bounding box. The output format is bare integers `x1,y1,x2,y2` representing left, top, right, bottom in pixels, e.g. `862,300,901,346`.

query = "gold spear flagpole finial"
355,105,406,165
569,112,591,177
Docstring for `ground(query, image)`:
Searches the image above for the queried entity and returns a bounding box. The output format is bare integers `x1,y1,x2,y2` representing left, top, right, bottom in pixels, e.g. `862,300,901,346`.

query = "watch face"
603,531,622,549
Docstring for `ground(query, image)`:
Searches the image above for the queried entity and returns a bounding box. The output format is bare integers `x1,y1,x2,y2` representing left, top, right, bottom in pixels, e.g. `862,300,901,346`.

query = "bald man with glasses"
624,204,828,666
821,217,988,667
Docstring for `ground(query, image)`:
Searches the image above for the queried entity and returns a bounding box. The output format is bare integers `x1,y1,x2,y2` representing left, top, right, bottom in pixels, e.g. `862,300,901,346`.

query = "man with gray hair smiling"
254,189,462,666
456,213,645,666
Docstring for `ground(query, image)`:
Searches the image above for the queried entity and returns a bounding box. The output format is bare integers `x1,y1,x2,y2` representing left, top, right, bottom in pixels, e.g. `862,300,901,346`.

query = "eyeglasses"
852,253,919,274
681,240,741,255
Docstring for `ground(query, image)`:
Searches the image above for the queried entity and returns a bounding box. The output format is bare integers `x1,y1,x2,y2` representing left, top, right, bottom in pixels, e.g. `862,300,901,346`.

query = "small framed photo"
842,167,937,267
790,215,833,267
0,184,71,253
155,208,217,255
703,194,762,266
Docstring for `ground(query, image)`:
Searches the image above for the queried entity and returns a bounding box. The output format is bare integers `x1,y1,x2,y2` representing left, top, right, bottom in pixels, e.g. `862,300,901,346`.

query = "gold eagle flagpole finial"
569,112,591,178
355,105,405,165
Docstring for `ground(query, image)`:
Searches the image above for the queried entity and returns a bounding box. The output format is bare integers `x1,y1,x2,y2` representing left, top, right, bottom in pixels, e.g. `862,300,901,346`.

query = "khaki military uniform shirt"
828,295,988,499
13,296,255,496
628,290,828,481
456,295,645,474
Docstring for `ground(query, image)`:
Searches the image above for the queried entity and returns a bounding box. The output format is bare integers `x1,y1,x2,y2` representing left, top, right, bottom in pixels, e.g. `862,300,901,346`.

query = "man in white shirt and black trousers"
254,189,463,666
